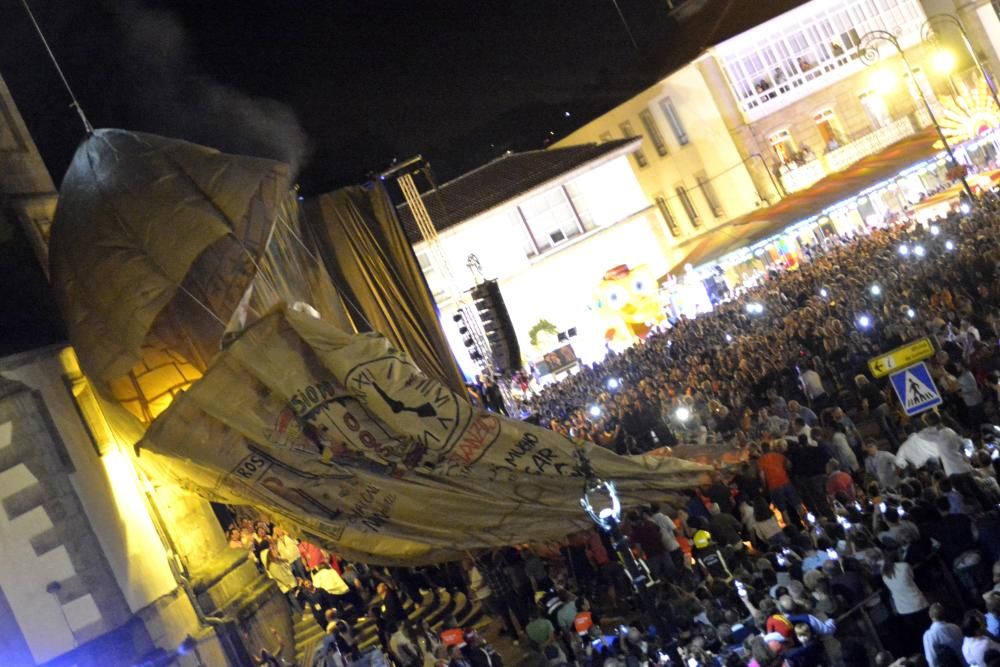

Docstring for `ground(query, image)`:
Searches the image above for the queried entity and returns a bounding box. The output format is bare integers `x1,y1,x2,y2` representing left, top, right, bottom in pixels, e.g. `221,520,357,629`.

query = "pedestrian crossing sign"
889,361,942,417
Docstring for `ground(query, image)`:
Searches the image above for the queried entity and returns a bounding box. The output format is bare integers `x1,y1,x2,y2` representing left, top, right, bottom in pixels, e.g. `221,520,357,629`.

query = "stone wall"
0,374,152,664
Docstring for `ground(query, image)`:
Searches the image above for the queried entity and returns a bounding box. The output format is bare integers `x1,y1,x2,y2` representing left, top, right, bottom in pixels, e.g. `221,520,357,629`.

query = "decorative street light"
859,30,974,200
575,449,670,652
580,477,622,531
576,453,652,591
922,14,1000,113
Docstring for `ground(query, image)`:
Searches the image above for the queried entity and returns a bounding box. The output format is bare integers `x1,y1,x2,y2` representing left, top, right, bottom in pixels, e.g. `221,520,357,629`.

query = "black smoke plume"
113,1,309,174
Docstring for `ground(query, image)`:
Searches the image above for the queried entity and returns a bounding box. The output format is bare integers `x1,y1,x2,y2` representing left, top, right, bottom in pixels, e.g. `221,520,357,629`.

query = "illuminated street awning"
909,167,1000,213
661,127,940,277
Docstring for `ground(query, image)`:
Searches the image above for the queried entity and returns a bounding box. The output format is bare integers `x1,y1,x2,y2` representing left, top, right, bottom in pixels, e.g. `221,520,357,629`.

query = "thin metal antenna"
610,0,639,51
19,0,94,134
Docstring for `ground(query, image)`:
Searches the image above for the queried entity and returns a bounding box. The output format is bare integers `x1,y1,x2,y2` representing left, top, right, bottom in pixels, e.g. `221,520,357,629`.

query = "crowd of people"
524,199,1000,455
480,197,1000,666
233,197,1000,667
226,515,478,667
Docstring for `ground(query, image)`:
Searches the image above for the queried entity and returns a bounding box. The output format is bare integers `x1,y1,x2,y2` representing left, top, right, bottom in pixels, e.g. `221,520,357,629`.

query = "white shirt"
651,512,680,551
262,549,297,593
390,629,421,665
925,426,974,476
274,534,300,564
963,635,1000,666
467,566,492,601
830,432,859,472
867,450,901,489
882,562,927,614
313,567,350,595
923,621,963,667
800,369,826,399
958,371,984,407
895,432,941,469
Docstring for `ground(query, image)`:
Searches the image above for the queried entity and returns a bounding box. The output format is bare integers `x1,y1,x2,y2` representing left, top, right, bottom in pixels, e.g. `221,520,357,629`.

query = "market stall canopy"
49,129,290,384
661,127,939,279
137,306,711,564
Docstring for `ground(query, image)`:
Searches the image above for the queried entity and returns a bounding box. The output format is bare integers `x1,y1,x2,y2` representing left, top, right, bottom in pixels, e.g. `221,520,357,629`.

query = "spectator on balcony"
227,527,243,550
272,526,305,581
262,544,301,614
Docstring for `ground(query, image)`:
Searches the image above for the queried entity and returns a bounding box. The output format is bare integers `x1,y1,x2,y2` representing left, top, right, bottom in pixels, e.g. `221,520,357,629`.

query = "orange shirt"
674,518,692,559
825,471,854,500
758,452,790,491
766,613,794,639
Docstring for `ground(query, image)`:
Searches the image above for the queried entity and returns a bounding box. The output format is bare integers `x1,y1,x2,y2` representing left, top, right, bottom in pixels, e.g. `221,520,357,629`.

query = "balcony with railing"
714,0,926,123
779,115,919,194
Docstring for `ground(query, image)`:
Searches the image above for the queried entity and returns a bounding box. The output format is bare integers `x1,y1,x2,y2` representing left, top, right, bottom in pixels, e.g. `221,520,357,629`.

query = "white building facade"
556,0,1000,249
404,141,677,372
554,60,777,247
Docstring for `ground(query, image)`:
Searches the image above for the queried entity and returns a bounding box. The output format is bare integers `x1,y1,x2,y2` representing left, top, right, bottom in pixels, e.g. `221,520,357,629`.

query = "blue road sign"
889,361,942,417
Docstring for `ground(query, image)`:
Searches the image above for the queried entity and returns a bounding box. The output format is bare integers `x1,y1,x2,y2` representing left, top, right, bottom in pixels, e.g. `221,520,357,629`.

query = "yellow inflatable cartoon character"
593,265,665,345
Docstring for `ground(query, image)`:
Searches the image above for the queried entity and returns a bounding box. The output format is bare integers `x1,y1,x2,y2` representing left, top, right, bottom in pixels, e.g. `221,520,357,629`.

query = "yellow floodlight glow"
932,49,956,75
870,68,897,92
101,446,177,603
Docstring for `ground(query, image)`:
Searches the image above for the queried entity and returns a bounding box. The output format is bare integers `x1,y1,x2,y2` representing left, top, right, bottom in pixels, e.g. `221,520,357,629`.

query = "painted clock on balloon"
344,355,465,460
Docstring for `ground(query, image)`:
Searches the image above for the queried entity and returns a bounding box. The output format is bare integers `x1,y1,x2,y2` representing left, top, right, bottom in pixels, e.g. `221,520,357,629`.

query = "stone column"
696,51,783,204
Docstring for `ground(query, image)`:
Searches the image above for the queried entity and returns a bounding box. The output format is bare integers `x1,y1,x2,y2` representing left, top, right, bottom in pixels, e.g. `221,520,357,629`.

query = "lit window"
695,174,724,218
518,187,582,252
659,98,689,145
618,121,648,167
716,0,926,113
676,186,700,227
859,90,892,129
639,109,668,156
415,250,445,296
814,108,844,150
904,67,936,102
655,195,681,237
768,128,797,164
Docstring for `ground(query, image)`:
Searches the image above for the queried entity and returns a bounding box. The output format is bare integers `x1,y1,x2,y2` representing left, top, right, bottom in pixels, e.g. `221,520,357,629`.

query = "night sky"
0,0,684,193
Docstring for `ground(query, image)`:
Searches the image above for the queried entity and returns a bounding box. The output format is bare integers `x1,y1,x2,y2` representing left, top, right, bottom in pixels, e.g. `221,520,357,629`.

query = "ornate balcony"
780,116,918,194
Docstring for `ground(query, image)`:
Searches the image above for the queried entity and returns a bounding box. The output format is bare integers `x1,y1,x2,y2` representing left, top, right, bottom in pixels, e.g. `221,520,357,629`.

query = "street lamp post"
921,13,1000,114
858,29,974,200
